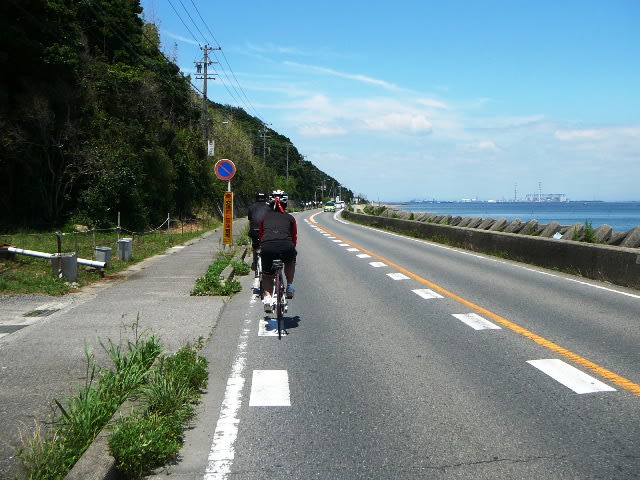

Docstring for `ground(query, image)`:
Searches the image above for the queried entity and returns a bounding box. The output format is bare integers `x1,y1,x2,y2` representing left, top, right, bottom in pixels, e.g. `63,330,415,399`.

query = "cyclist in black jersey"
247,191,269,273
259,190,297,312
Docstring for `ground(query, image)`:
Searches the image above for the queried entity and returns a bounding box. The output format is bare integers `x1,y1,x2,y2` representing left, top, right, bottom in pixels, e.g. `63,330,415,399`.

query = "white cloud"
362,113,432,134
246,42,305,55
554,128,607,141
162,30,199,46
457,140,499,152
298,124,347,137
284,61,402,91
555,125,640,141
417,98,450,109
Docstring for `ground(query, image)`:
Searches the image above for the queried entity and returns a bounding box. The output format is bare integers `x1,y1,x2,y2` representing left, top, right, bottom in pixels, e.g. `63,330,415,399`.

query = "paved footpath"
0,219,247,479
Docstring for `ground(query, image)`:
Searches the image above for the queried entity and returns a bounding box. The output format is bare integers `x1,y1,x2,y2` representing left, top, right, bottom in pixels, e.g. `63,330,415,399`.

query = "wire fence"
0,213,217,260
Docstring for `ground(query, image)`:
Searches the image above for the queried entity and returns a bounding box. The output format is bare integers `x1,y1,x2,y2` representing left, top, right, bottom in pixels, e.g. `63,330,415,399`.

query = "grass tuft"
17,321,162,479
108,341,208,477
192,252,243,296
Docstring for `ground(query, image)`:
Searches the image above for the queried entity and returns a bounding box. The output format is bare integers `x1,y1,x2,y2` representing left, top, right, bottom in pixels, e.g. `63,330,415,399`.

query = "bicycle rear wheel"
276,269,285,339
257,256,264,300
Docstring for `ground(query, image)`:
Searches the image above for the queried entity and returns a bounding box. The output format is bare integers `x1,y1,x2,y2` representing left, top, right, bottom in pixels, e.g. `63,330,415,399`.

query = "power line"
167,0,202,48
176,0,208,45
188,0,264,122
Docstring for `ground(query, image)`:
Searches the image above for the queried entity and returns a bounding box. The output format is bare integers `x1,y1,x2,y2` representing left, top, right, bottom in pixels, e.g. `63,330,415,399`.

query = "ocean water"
392,201,640,233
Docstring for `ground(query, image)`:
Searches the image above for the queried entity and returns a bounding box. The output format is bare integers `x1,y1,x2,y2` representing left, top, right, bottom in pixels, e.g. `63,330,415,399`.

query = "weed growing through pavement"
108,339,208,477
18,323,208,479
191,251,245,296
18,319,161,479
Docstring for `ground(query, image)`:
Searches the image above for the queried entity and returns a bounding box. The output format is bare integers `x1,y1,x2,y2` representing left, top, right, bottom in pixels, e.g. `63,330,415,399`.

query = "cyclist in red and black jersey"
259,190,297,312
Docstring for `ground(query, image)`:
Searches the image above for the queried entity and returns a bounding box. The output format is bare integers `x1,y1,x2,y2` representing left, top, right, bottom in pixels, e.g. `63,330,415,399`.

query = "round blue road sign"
214,159,236,181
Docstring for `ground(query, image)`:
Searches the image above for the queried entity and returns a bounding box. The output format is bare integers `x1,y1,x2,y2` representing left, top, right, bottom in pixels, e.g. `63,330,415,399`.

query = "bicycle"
254,247,264,300
271,259,288,339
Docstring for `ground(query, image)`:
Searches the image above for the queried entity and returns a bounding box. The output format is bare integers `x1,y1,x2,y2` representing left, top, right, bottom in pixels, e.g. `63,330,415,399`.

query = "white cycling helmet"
269,190,288,210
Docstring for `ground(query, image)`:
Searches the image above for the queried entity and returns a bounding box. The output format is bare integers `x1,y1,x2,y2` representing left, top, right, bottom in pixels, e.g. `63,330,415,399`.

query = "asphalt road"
156,210,640,479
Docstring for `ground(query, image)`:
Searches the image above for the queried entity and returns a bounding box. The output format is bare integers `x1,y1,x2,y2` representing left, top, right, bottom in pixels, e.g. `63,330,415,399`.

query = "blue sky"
140,0,639,202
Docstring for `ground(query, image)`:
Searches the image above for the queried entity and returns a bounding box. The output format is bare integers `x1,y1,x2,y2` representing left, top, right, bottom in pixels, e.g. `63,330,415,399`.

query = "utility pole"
259,123,271,163
195,44,220,156
285,143,292,186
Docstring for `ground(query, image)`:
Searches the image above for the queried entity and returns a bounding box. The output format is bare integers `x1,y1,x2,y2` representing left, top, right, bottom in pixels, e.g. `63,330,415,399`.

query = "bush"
583,220,595,243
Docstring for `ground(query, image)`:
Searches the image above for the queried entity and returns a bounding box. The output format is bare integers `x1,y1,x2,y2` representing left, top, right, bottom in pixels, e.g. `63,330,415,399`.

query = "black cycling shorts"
260,240,297,273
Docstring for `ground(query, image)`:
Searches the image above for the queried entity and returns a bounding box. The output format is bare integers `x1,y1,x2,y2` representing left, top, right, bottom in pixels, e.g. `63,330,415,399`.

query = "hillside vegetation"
0,0,350,231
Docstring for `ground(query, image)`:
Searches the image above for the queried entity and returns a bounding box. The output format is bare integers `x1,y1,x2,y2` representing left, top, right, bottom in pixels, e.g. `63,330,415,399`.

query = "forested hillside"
0,0,349,231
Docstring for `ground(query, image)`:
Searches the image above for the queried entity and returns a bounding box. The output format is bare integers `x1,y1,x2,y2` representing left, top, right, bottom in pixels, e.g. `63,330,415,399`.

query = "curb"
66,246,249,479
220,247,249,282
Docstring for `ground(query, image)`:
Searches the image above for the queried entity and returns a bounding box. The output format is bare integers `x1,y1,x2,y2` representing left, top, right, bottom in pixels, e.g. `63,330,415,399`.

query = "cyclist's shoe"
263,295,273,313
286,284,295,299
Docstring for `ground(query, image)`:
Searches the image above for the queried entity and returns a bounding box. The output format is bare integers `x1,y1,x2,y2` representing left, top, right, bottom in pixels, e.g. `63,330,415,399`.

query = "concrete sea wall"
342,208,640,290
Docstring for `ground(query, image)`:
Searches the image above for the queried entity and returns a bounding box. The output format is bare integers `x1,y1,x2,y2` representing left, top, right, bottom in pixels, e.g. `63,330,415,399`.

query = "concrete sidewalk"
0,219,248,479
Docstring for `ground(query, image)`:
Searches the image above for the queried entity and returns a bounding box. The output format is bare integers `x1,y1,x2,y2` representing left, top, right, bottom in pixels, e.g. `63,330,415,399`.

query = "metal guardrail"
7,247,106,269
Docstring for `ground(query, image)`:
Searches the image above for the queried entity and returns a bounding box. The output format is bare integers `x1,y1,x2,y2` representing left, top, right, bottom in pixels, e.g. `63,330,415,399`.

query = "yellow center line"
308,215,640,397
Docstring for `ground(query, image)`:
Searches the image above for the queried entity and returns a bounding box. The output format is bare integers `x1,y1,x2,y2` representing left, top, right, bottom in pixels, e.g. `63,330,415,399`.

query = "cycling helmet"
269,190,288,211
255,192,267,202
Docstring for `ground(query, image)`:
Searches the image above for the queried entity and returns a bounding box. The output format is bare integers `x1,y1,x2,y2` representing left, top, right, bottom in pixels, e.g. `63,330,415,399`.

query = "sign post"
214,159,236,246
223,191,233,245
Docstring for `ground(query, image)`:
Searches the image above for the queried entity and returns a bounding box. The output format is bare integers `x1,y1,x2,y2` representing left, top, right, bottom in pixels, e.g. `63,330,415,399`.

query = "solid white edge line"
204,303,253,479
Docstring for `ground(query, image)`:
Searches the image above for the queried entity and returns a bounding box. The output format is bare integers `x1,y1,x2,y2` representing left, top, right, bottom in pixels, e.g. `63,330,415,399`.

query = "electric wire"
166,0,254,117
167,0,203,49
188,0,265,122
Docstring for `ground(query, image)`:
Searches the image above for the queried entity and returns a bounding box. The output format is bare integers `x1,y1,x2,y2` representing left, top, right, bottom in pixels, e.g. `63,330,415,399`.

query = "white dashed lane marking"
527,359,616,394
257,318,280,337
452,313,501,330
412,289,444,299
387,272,410,280
308,217,622,396
249,370,291,406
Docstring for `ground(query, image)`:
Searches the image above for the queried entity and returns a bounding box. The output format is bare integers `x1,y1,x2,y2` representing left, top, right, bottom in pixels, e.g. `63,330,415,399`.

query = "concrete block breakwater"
343,208,640,290
379,207,640,248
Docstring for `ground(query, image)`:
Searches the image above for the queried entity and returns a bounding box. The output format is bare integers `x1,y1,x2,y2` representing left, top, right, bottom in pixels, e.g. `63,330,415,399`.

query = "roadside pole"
214,159,236,249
